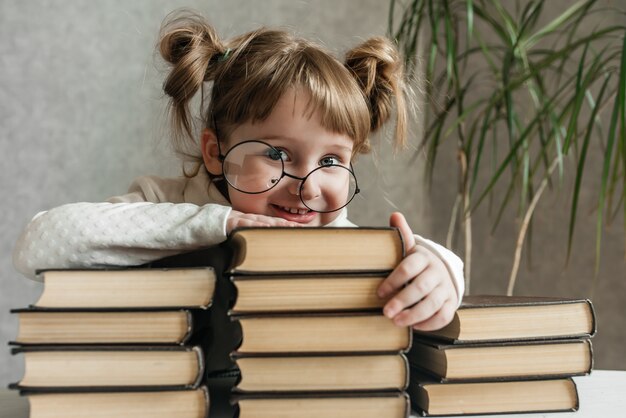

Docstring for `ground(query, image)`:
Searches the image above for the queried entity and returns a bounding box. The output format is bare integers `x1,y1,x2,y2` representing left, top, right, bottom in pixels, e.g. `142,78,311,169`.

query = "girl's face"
215,90,355,226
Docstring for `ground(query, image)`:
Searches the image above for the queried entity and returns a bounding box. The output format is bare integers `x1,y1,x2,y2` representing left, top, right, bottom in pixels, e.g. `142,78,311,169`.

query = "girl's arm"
13,174,299,281
13,201,233,281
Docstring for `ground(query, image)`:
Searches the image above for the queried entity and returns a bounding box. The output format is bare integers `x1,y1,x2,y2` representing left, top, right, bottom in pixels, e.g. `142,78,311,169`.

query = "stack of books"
224,227,413,418
9,267,218,418
407,295,597,416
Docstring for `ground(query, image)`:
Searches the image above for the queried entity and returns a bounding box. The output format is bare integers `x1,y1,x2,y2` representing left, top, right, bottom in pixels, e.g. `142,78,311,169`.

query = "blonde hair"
158,10,408,168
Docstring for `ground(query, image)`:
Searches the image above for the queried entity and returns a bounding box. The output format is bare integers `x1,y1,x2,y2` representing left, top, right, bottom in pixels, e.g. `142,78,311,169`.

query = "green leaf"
466,0,474,38
525,0,590,49
567,74,611,263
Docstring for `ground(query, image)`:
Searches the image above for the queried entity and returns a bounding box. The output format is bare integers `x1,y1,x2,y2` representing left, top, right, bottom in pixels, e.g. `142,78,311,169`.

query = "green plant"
388,0,625,294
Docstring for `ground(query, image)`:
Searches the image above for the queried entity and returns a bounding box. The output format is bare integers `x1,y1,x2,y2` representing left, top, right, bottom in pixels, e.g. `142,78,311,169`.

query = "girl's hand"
378,212,458,331
226,210,301,234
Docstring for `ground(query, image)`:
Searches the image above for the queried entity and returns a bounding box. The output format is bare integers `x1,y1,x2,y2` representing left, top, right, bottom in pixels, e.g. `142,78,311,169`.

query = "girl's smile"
270,204,317,223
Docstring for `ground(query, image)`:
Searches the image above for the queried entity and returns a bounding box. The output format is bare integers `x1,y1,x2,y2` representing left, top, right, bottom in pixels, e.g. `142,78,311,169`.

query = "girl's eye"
319,156,340,167
266,148,289,161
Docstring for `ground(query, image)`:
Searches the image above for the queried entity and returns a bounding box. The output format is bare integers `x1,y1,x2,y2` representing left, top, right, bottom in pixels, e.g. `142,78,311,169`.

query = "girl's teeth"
281,206,308,215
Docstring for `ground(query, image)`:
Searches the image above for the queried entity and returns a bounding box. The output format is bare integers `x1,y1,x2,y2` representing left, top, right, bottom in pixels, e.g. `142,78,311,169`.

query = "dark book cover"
146,242,241,376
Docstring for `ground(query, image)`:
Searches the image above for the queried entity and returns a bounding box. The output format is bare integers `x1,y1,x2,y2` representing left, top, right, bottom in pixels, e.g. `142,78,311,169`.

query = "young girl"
13,11,463,331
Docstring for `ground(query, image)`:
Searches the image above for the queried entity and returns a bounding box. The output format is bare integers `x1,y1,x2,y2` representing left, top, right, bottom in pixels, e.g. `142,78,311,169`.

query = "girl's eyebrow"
262,135,353,153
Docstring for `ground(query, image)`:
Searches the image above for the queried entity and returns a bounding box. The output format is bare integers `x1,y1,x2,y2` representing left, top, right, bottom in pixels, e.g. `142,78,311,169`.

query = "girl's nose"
299,175,322,202
286,177,302,196
283,165,313,197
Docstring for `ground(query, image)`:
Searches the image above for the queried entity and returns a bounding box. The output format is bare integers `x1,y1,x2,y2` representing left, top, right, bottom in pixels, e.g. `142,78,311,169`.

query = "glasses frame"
216,138,360,214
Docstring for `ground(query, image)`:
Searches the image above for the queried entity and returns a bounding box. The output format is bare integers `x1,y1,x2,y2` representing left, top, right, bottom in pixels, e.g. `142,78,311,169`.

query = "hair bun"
158,11,225,140
159,12,223,66
345,37,407,147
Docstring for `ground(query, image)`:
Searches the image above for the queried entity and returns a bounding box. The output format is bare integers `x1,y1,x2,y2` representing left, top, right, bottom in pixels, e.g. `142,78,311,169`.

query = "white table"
1,370,625,417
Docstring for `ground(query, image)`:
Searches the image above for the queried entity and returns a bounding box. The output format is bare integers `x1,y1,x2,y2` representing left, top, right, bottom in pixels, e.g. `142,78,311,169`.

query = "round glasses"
218,140,359,213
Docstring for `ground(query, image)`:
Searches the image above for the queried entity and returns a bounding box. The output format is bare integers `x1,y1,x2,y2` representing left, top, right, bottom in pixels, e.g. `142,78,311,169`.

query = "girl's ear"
201,128,223,175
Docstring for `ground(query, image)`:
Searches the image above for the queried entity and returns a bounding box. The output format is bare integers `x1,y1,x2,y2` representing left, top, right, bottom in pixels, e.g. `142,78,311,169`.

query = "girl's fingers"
379,212,421,298
389,212,416,253
391,285,450,327
382,268,439,318
411,298,457,331
378,249,429,299
227,212,301,233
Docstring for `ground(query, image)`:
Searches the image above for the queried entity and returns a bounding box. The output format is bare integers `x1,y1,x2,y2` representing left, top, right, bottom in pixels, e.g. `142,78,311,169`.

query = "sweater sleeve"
414,234,465,306
13,202,232,281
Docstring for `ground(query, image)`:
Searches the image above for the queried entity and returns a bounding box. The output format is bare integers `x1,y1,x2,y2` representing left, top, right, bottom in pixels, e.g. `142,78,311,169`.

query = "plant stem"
507,157,560,295
446,194,461,250
459,147,471,294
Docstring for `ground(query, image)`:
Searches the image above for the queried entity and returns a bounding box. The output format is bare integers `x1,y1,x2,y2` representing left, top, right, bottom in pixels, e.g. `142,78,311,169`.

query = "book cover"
148,246,240,375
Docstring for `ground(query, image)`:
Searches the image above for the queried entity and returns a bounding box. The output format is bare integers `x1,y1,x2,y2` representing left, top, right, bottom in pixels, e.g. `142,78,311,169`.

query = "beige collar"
182,169,230,206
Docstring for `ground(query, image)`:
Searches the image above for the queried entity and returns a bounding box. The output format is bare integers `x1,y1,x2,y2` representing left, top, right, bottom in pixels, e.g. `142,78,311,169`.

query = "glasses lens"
222,141,284,193
300,165,358,213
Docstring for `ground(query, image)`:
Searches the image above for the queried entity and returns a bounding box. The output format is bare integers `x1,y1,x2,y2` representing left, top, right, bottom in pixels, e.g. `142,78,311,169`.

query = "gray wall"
1,0,624,386
0,0,424,384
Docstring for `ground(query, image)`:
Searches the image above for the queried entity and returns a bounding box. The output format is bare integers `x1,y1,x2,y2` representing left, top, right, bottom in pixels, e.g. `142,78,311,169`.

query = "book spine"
587,299,598,337
181,310,194,345
200,385,211,418
192,346,206,389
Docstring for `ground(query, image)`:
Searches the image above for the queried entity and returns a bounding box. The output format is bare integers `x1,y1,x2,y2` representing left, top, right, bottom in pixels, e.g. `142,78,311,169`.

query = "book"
233,353,409,392
408,372,579,416
235,391,411,418
227,227,404,274
32,268,216,309
414,295,596,343
10,345,204,390
408,338,593,382
11,308,211,345
233,313,411,354
230,274,387,313
21,387,209,418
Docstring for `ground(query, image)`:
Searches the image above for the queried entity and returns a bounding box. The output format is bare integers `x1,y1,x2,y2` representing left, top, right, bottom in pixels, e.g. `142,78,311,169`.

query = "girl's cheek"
228,190,266,214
